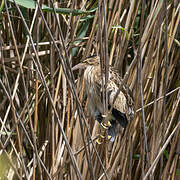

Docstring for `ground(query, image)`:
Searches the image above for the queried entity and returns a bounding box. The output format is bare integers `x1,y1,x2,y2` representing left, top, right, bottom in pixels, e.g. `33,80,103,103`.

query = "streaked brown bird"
73,55,134,142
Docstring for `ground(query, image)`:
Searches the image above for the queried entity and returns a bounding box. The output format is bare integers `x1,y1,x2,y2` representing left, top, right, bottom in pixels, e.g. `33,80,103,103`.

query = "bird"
73,55,134,142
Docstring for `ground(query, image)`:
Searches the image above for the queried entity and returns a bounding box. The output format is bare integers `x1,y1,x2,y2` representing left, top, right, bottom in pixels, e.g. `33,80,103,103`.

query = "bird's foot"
96,134,105,144
96,134,112,144
100,121,111,129
96,114,113,144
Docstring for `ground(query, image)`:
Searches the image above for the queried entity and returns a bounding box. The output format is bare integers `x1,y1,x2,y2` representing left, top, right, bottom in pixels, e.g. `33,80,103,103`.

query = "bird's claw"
96,134,105,144
96,134,112,144
100,121,111,129
107,135,112,140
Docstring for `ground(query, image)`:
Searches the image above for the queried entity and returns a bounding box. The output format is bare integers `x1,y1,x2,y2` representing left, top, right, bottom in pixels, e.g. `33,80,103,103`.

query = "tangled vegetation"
0,0,180,179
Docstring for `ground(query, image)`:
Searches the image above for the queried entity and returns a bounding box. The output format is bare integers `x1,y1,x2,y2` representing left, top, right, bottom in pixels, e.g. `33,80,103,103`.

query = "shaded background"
0,0,180,179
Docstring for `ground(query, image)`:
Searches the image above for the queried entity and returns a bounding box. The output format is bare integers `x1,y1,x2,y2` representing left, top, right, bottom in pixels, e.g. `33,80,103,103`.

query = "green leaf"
72,21,90,57
112,25,139,39
133,154,140,160
8,0,36,9
0,0,5,14
112,25,129,39
8,0,97,16
20,7,29,37
80,15,94,22
0,0,5,27
0,131,16,136
175,169,180,176
163,149,169,160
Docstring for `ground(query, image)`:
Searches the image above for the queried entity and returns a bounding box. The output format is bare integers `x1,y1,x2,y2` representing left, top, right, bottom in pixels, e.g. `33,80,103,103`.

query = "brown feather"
73,55,134,141
82,56,134,123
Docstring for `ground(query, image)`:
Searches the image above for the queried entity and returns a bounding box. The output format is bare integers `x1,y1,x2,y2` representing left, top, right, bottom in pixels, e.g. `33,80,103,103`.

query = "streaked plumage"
73,55,134,141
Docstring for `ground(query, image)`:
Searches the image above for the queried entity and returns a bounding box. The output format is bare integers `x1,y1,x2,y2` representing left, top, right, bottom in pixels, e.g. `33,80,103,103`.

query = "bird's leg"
101,113,113,138
96,112,113,144
100,92,112,126
93,109,106,144
101,114,111,129
93,108,113,144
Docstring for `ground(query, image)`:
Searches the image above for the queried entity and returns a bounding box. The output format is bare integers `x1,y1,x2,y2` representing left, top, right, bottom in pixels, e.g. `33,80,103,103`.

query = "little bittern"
73,55,134,142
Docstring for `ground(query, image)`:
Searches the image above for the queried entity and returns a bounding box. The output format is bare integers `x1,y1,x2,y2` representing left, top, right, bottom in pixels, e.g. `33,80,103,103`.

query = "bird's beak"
72,63,87,71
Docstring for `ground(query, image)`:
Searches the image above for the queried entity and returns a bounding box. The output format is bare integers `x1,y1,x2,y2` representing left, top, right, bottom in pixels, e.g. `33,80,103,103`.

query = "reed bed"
0,0,180,179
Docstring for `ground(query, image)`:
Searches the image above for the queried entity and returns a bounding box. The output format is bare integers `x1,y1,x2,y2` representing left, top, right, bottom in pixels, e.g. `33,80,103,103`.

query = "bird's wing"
93,66,134,121
108,70,134,121
107,82,127,113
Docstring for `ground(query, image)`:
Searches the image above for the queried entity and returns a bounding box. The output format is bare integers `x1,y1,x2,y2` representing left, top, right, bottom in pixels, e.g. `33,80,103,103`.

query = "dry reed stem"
0,0,179,179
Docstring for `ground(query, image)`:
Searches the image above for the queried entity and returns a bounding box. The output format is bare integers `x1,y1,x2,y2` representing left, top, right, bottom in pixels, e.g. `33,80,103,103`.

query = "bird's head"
72,55,100,71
